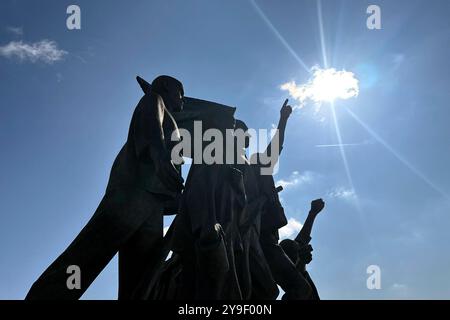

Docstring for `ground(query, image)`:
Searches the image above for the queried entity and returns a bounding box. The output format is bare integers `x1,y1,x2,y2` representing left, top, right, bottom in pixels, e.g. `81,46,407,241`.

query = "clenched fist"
310,198,325,216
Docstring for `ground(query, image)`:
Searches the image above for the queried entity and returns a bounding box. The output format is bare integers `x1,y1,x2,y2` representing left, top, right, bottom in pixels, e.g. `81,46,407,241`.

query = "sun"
309,67,359,103
281,67,359,106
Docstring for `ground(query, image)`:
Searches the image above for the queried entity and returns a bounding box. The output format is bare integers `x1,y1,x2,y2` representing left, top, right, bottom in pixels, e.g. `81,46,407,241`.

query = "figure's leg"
234,231,252,300
247,229,279,300
25,190,159,300
260,230,312,300
118,211,163,300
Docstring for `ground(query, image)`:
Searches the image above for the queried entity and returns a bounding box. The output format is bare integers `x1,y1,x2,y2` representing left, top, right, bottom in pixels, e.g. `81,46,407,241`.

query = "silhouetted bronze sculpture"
139,99,280,300
280,198,325,300
147,98,314,301
25,75,185,300
133,97,249,300
26,71,326,301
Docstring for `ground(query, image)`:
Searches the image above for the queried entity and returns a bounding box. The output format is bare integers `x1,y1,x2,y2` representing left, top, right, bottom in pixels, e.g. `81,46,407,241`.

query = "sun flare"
281,67,359,107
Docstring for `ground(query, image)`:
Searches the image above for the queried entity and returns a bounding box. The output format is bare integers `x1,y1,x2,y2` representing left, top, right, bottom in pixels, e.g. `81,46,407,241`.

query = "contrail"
249,0,310,73
315,142,370,148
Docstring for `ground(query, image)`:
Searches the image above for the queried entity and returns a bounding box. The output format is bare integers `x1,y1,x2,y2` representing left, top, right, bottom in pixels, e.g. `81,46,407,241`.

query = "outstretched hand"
310,198,325,216
280,99,293,120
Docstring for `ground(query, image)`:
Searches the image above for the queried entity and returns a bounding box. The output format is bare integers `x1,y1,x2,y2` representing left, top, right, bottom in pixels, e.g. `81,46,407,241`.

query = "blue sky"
1,0,450,299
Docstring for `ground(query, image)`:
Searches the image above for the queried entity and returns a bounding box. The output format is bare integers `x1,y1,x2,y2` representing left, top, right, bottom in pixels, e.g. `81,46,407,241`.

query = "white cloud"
6,26,23,36
276,171,315,190
389,283,410,298
0,40,67,64
279,218,303,240
281,66,359,108
391,283,408,290
328,187,357,200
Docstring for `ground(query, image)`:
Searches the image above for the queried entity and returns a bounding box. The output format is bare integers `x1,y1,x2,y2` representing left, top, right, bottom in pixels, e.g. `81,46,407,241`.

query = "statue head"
151,75,185,112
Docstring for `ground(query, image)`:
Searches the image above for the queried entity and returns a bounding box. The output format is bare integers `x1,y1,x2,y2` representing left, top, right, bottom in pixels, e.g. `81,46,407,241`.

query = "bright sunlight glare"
281,67,359,107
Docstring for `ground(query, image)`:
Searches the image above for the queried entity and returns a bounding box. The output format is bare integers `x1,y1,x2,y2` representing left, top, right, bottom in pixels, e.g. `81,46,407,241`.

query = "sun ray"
318,1,358,205
316,1,374,248
330,103,374,248
249,0,311,73
346,108,450,202
330,104,356,195
317,0,328,68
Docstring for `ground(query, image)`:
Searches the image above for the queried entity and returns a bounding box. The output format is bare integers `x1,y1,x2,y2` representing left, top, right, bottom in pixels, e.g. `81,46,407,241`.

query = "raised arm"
255,99,293,170
295,199,325,244
136,93,183,192
274,99,292,153
265,99,292,158
135,93,167,161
